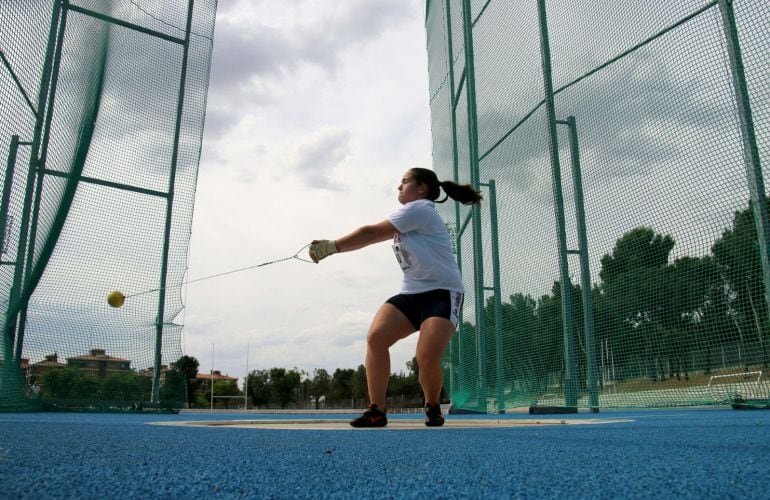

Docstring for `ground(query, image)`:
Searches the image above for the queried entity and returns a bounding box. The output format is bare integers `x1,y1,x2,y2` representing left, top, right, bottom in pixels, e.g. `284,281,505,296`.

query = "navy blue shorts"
386,289,464,331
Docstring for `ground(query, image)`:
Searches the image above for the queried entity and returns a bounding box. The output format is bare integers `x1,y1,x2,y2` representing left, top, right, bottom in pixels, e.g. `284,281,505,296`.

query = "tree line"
171,356,427,409
36,354,428,409
453,198,770,396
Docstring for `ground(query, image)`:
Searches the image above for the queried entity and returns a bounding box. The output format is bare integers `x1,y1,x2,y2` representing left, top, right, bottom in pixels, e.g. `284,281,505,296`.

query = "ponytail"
409,167,483,206
439,180,483,205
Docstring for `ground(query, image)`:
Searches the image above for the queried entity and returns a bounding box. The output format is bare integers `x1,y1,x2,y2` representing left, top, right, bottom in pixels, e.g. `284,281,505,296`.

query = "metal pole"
244,344,249,413
561,116,598,411
484,180,505,412
152,0,195,401
718,0,770,319
0,136,23,262
15,0,72,365
443,0,462,406
210,342,214,412
537,0,577,407
1,137,23,377
3,0,63,381
461,0,487,412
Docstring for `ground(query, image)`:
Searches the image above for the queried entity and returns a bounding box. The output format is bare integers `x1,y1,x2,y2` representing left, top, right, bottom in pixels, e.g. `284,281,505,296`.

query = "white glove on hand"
309,240,338,263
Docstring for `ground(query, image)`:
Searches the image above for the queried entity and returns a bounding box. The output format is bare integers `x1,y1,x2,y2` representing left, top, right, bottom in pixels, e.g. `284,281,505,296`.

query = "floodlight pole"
538,0,578,407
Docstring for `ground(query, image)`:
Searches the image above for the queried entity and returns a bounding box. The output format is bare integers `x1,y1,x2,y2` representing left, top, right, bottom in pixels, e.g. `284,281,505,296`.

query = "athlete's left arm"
335,220,398,253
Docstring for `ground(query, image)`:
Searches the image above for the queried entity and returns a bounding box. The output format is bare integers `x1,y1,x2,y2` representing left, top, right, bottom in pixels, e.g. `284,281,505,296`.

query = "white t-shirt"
388,199,464,294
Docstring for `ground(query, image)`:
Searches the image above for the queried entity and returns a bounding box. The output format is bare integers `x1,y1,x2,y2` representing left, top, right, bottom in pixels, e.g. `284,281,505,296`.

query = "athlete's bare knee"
367,328,395,352
416,350,441,371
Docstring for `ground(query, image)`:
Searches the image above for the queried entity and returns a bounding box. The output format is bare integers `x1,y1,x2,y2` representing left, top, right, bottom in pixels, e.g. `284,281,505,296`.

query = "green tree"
659,255,723,379
501,293,539,384
269,367,301,408
159,368,186,402
40,367,83,399
599,227,674,284
174,355,200,406
246,369,270,408
102,372,151,401
712,200,769,357
353,364,368,406
212,379,242,409
597,227,675,382
309,368,331,409
388,358,421,405
329,368,354,405
536,284,565,377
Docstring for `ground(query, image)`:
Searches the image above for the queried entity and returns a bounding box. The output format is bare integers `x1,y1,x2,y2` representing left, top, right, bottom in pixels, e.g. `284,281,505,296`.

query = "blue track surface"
1,408,769,498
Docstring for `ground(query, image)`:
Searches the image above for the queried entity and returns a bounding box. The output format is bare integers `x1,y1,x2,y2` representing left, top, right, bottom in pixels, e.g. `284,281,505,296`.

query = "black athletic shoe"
425,402,445,427
350,405,388,428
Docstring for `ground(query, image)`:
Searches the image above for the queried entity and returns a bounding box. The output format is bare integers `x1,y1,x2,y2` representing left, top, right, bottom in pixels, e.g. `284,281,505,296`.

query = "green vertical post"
483,180,505,412
1,136,23,380
0,136,22,262
537,0,577,407
562,116,598,411
443,0,462,402
461,0,486,411
3,0,63,379
152,0,195,402
718,0,770,319
15,0,72,365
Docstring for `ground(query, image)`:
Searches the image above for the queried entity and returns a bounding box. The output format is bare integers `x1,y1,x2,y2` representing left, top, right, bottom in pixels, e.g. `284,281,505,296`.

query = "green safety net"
0,1,216,411
426,0,770,411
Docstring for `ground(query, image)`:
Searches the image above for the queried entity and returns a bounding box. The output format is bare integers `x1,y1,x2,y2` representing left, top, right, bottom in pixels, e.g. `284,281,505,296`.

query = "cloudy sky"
181,1,432,383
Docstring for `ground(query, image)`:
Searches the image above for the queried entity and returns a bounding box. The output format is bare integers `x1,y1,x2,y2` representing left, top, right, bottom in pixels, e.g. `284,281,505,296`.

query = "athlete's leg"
366,303,416,408
415,316,456,404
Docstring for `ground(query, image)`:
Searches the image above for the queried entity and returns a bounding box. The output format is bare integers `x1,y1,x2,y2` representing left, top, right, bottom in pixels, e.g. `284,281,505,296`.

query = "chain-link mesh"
427,0,770,411
0,1,215,411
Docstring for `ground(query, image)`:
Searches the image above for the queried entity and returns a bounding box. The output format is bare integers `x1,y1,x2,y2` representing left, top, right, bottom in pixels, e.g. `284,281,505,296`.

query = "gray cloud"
294,0,411,72
208,22,296,94
201,105,235,141
211,0,411,87
291,129,351,191
206,1,414,129
466,47,736,194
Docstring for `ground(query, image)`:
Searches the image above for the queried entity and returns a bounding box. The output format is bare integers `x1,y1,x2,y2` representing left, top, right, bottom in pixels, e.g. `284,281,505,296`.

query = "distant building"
66,349,131,378
30,353,66,381
197,370,238,385
138,364,170,385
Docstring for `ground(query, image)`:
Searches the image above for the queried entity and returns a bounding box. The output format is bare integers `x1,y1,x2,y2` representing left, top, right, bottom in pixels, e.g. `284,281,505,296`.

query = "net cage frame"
426,0,770,412
0,0,215,410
